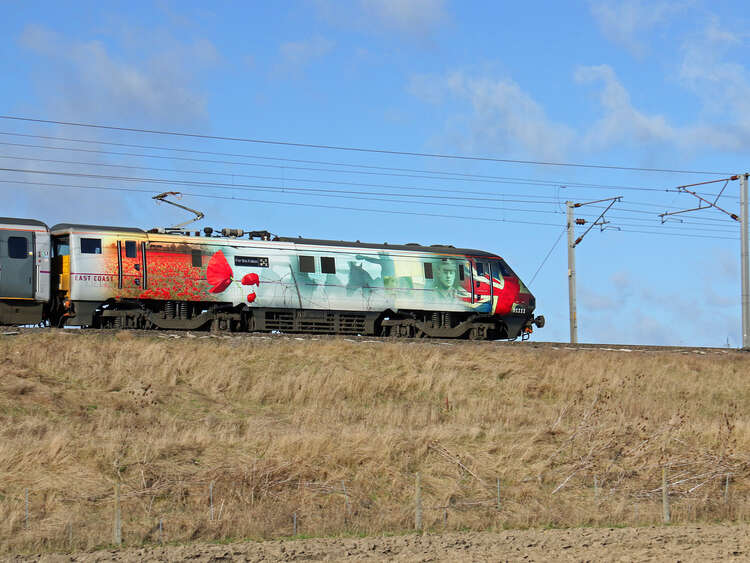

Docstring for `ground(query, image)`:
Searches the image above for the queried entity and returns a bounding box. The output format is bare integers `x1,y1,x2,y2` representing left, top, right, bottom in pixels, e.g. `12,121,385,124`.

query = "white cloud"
677,17,750,149
589,0,685,56
580,271,634,313
360,0,447,35
575,64,675,150
18,24,219,127
408,71,575,160
276,35,336,74
10,24,222,225
313,0,448,38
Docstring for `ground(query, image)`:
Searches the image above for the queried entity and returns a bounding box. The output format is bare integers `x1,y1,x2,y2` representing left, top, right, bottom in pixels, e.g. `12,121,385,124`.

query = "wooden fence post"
415,472,423,532
113,483,122,546
662,466,670,524
725,474,731,505
209,481,214,521
342,481,352,521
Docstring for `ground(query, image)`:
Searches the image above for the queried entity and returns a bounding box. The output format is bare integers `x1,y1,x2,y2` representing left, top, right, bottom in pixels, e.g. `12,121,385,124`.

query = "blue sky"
1,1,749,346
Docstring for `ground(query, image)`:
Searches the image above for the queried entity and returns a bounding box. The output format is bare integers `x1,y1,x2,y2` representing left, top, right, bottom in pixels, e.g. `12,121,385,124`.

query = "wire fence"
2,463,743,554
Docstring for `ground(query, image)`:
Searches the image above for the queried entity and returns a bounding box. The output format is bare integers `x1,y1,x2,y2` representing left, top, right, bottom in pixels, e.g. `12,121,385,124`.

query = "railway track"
1,326,745,356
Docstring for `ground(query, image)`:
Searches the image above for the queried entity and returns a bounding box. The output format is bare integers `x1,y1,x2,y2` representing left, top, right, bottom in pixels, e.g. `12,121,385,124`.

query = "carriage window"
8,237,28,259
81,238,102,254
54,237,70,257
191,248,202,267
299,255,315,273
424,262,433,279
125,240,137,258
321,256,336,274
458,264,465,281
476,262,485,277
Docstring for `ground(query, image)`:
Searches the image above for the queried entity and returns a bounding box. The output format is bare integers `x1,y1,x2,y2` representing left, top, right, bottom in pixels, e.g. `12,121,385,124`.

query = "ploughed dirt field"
10,524,750,562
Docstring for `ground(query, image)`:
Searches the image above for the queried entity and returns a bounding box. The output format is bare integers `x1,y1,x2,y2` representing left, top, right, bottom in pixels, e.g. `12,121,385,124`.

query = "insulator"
575,218,586,225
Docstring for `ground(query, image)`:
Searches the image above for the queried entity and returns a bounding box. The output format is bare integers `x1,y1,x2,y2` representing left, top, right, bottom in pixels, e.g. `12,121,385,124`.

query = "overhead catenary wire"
3,130,737,198
0,165,740,232
0,177,562,228
1,154,737,225
530,228,566,284
0,161,741,230
0,151,741,212
0,138,713,195
0,166,582,215
0,177,739,240
0,117,743,246
0,131,690,187
0,115,735,176
0,154,580,205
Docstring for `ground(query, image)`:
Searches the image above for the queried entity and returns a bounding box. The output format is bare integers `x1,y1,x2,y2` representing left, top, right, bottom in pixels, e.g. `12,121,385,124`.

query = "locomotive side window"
321,256,336,274
191,248,202,267
299,255,315,273
8,236,28,259
81,238,102,254
458,264,465,281
498,259,514,277
125,241,137,258
424,262,433,279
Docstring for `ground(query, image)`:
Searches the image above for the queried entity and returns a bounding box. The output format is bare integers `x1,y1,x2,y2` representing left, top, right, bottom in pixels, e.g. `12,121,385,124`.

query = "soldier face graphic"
435,261,456,291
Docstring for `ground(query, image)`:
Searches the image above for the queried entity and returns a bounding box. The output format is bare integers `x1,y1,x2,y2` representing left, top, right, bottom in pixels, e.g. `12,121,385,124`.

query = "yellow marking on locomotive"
56,255,71,294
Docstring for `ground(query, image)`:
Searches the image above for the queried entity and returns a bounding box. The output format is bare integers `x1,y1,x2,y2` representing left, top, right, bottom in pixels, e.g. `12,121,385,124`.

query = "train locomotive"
0,216,544,339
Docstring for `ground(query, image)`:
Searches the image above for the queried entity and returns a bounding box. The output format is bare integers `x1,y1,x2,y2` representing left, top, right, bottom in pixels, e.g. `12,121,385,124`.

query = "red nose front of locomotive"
489,258,543,334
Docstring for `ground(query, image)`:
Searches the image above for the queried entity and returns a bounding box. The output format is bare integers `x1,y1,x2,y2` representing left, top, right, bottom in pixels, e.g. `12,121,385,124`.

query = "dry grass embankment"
0,331,748,554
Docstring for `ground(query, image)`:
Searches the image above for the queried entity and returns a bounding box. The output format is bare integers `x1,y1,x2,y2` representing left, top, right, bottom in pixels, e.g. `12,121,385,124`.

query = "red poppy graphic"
206,250,261,302
241,273,259,286
206,251,233,293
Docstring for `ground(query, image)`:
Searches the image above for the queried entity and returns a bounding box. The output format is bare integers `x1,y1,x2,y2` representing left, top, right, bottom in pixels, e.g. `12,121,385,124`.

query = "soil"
9,524,750,562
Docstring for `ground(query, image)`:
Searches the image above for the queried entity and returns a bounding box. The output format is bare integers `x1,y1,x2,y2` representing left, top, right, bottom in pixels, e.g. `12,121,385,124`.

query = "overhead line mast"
742,174,749,349
658,174,749,349
566,197,622,344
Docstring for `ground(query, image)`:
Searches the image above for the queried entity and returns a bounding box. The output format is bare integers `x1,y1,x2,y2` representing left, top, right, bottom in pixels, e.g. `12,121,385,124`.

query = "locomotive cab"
470,256,543,339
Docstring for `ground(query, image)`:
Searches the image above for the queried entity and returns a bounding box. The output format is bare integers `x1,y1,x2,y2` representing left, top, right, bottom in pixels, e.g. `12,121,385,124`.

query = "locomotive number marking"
234,256,269,268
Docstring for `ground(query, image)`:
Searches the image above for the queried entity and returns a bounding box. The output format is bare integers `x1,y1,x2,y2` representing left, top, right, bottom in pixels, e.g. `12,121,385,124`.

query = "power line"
0,177,739,240
0,153,571,205
12,153,735,224
0,166,570,215
0,177,562,228
0,138,692,194
0,130,671,186
530,228,566,284
1,164,738,231
0,115,735,175
5,131,727,196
